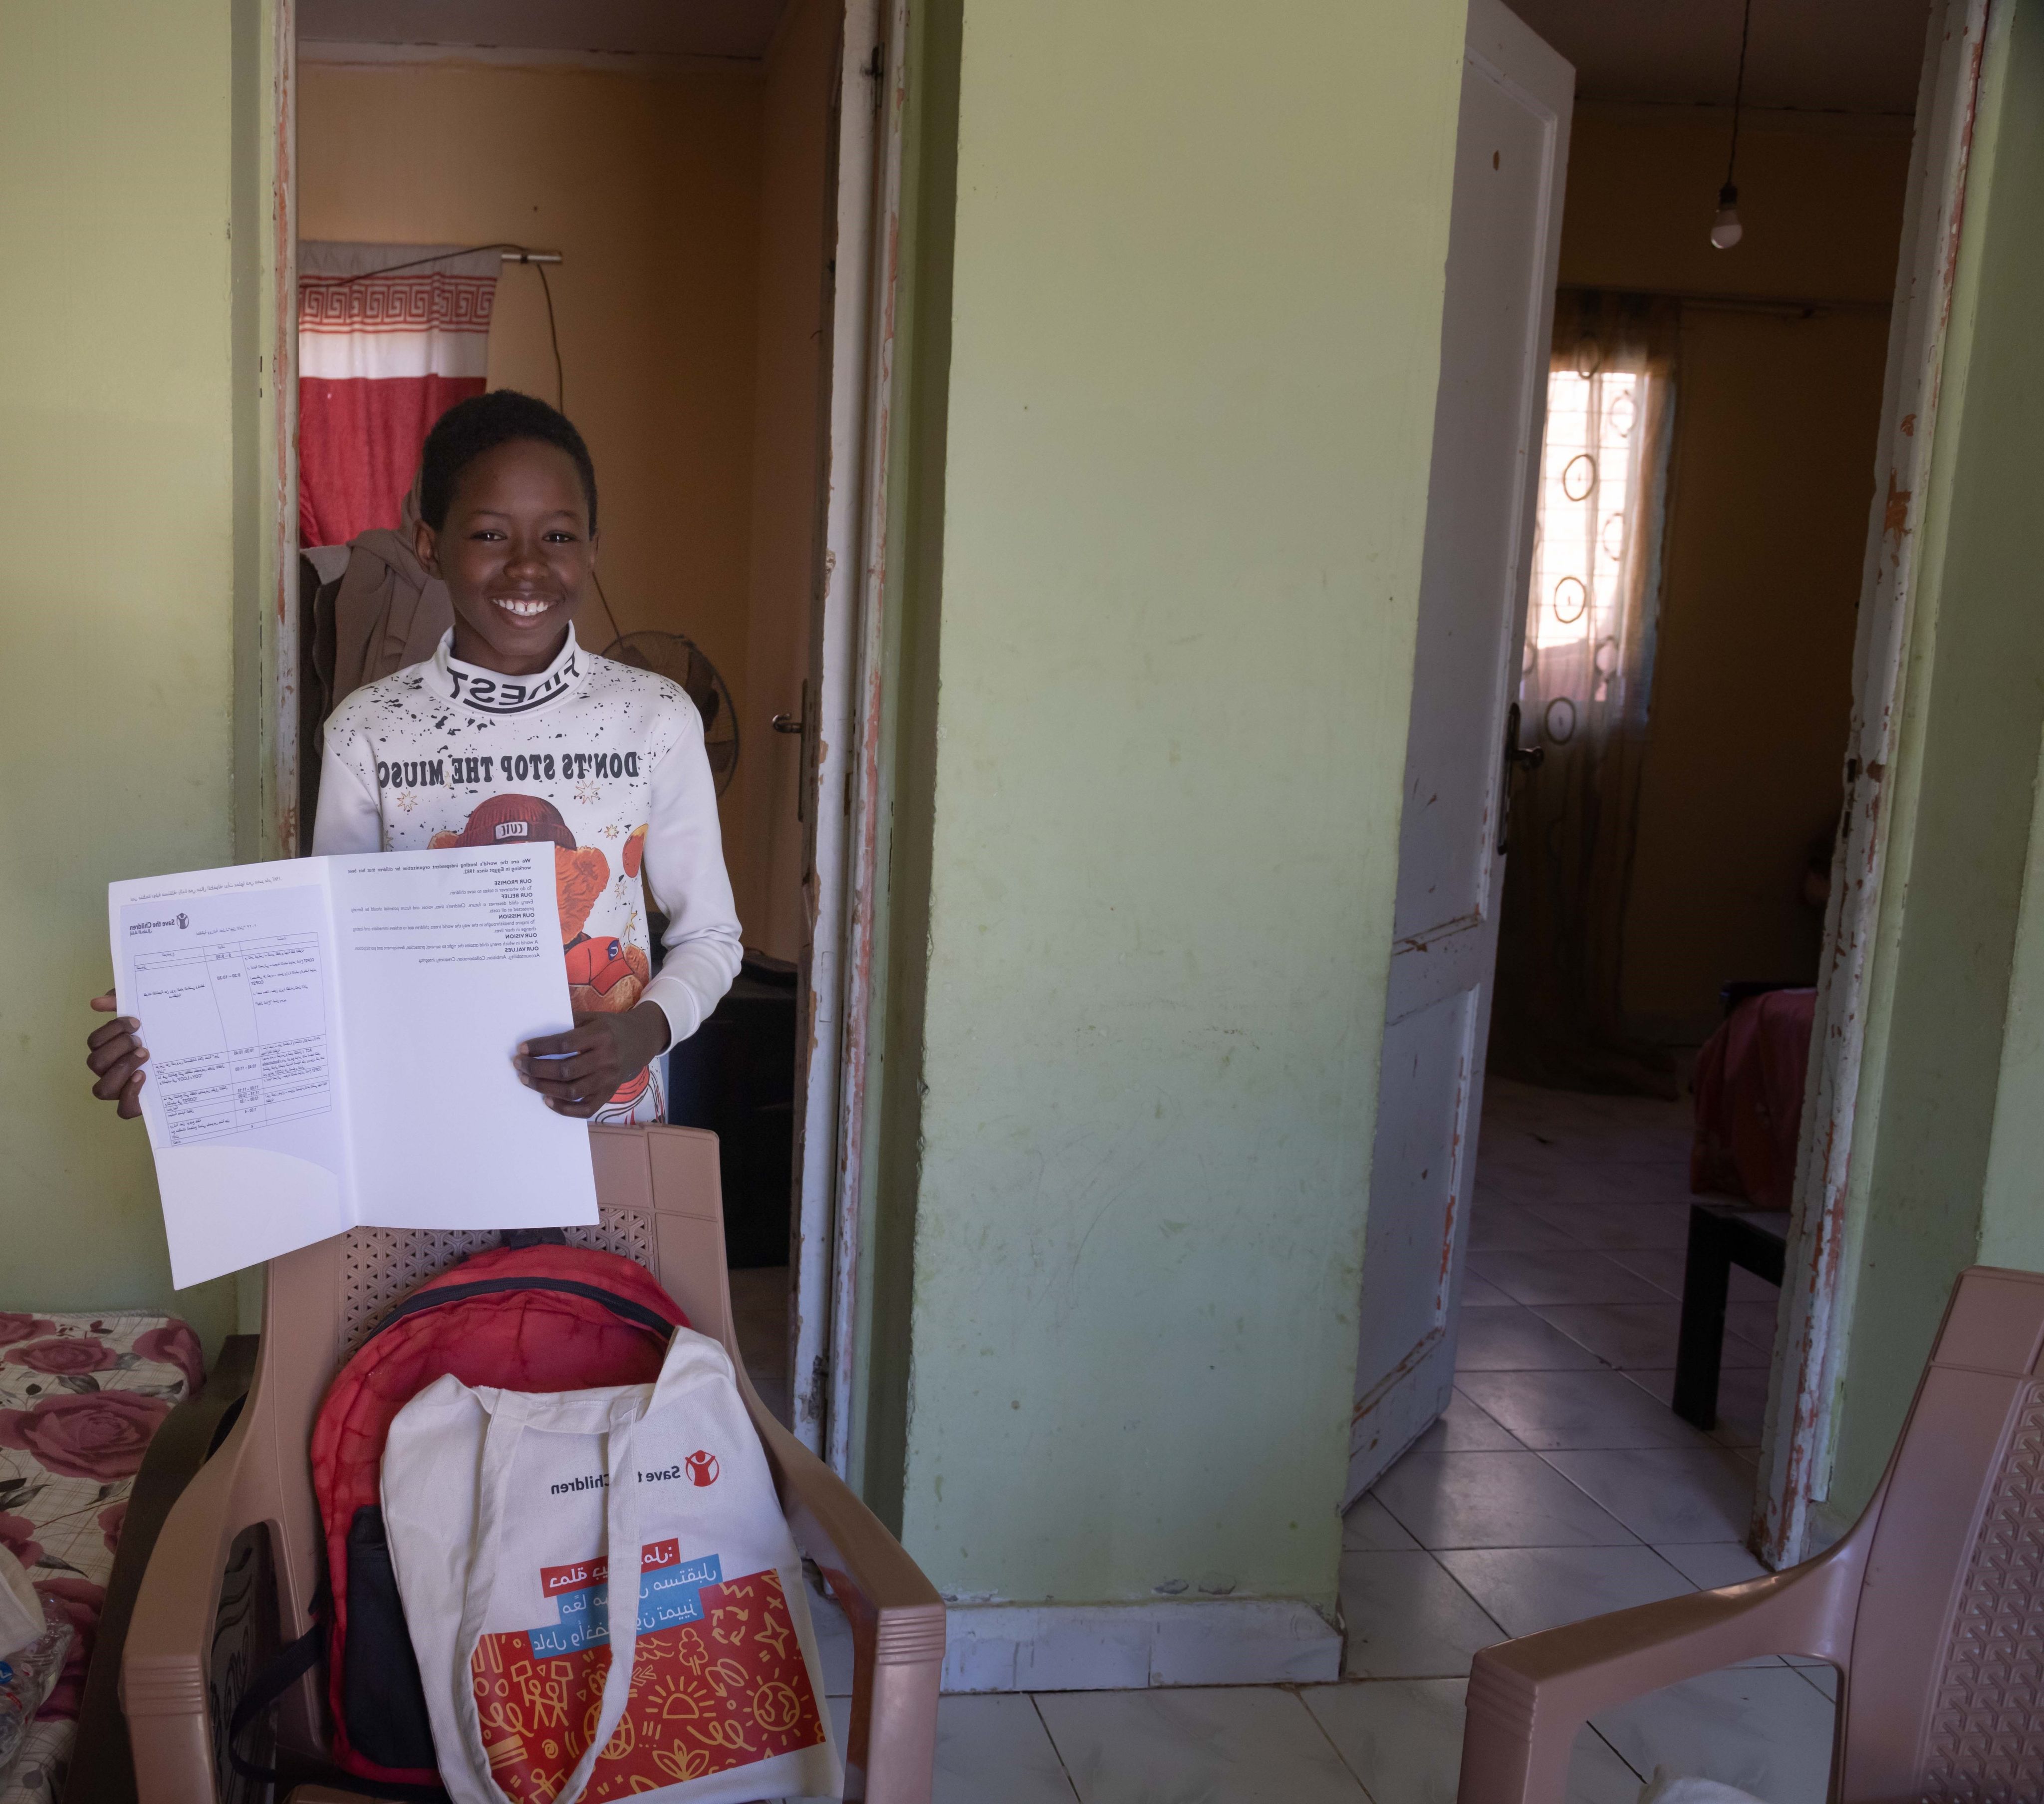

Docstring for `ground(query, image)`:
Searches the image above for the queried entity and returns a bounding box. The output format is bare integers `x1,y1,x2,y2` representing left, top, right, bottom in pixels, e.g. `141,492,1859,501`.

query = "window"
1523,354,1668,747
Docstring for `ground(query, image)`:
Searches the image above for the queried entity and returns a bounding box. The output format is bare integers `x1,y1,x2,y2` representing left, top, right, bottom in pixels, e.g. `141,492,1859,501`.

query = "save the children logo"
126,911,191,936
684,1450,720,1488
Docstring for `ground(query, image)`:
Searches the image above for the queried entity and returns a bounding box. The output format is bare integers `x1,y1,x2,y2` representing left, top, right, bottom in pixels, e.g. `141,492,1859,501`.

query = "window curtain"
1488,291,1680,1094
298,242,501,547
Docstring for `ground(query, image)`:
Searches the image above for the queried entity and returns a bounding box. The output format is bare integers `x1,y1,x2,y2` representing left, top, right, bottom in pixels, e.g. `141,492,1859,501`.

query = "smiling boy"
87,390,740,1123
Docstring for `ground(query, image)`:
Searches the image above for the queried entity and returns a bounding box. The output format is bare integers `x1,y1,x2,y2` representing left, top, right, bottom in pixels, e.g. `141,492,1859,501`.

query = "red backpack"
232,1239,687,1797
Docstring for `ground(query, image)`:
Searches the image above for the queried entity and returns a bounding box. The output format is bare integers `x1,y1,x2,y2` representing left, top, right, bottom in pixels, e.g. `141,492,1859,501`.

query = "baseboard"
941,1598,1342,1693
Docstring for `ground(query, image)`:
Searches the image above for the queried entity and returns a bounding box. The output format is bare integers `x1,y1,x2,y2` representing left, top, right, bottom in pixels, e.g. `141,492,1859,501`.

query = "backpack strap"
498,1227,568,1250
369,1275,677,1343
226,1581,452,1803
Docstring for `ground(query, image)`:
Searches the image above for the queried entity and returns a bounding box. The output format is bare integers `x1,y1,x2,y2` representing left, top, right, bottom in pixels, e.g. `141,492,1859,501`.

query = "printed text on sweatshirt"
311,627,742,1118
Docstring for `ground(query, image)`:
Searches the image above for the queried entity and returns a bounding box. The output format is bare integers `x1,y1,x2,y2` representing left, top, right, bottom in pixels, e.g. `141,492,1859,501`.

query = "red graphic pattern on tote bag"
470,1570,824,1800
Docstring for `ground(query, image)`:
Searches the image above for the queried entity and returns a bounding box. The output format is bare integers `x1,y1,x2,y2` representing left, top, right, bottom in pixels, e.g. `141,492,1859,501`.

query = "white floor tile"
1522,1200,1694,1251
1305,1680,1644,1804
1533,1303,1772,1373
1792,1663,1838,1702
1372,1450,1639,1550
1435,1544,1696,1638
1409,1389,1524,1452
1728,1265,1781,1306
1304,1677,1470,1804
935,1694,1080,1804
1542,1446,1760,1543
1339,1549,1506,1678
1343,1493,1422,1552
1591,1665,1837,1804
1038,1687,1368,1804
1457,1306,1607,1371
1707,1366,1772,1449
1470,1249,1676,1308
1469,1203,1586,1253
1458,1367,1719,1452
1726,1300,1783,1355
1625,1365,1773,1448
1650,1542,1767,1589
1461,1272,1519,1307
1600,1248,1687,1298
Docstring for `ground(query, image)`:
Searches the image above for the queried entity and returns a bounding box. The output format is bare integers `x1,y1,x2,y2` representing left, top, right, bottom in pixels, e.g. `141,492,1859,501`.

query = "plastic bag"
0,1597,75,1786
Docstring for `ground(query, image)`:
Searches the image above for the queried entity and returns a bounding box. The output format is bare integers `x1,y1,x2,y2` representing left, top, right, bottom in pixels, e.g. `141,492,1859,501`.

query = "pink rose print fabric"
0,1311,200,1804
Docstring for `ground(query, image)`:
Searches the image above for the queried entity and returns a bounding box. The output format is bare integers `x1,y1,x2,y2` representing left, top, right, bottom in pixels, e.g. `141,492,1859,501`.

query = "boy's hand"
514,1003,669,1119
86,991,149,1119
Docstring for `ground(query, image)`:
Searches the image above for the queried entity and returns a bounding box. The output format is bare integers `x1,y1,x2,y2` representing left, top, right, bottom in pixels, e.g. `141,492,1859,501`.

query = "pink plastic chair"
1458,1264,2044,1802
119,1125,946,1803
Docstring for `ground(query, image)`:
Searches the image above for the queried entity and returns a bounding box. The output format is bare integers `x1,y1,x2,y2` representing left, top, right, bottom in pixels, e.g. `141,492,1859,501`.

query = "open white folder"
108,845,599,1288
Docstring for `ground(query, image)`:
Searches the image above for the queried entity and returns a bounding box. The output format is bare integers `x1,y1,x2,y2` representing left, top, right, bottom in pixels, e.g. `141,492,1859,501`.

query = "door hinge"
863,43,885,110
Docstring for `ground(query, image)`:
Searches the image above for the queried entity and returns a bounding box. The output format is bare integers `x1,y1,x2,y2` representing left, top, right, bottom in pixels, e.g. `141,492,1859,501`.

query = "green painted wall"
1981,716,2044,1274
0,1,257,1353
868,0,1467,1605
1973,2,2044,1283
1822,0,2044,1519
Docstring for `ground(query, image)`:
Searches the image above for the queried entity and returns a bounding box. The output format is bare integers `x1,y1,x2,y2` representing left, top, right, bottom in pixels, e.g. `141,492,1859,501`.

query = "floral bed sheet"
0,1310,202,1804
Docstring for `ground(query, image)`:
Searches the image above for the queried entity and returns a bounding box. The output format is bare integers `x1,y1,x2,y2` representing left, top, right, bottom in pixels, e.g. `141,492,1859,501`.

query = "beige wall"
1555,111,1911,1034
298,59,770,908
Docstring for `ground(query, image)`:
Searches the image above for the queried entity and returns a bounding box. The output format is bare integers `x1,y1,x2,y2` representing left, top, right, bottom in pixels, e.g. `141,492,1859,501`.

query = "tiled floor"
778,1079,1835,1803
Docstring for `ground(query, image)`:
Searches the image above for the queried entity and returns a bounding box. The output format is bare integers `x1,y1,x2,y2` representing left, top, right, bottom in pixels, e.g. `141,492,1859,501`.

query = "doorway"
1352,0,1948,1560
279,0,902,1460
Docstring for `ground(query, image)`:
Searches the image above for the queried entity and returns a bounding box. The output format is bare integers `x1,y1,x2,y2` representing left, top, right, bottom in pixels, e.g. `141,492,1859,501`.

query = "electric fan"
603,631,740,796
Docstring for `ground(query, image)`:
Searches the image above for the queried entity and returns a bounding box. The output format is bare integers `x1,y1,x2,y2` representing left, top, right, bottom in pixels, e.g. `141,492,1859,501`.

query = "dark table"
1674,1202,1789,1430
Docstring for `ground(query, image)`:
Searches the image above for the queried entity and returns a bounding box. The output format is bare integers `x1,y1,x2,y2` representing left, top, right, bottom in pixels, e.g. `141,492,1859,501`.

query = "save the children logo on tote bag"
380,1325,840,1804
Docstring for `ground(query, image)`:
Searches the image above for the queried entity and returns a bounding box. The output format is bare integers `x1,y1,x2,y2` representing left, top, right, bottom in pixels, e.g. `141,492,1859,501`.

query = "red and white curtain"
298,242,501,547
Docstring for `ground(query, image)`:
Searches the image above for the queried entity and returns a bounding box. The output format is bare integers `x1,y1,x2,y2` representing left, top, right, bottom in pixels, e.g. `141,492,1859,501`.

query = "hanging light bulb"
1711,182,1744,250
1713,0,1754,250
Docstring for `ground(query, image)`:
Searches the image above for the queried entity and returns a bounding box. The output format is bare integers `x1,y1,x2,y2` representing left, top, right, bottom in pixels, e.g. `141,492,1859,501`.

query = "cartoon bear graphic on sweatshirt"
429,794,653,1017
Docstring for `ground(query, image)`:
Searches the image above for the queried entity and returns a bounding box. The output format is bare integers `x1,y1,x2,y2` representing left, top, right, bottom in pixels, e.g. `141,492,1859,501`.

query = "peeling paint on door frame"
790,0,912,1473
264,1,299,862
1755,0,1990,1570
823,0,911,1481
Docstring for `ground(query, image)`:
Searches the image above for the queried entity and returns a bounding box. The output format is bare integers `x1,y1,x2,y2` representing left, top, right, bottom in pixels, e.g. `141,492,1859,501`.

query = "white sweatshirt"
311,627,742,1118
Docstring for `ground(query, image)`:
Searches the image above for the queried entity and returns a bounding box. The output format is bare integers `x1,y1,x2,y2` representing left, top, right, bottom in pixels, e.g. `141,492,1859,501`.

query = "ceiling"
1510,0,1932,115
300,0,1930,113
297,0,792,60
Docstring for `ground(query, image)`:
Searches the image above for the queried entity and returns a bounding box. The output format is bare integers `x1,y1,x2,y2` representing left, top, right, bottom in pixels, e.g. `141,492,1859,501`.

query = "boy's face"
417,438,598,676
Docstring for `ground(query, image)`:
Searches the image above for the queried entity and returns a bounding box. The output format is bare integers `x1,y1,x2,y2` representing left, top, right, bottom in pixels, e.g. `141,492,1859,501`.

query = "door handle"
771,713,804,734
1498,700,1544,856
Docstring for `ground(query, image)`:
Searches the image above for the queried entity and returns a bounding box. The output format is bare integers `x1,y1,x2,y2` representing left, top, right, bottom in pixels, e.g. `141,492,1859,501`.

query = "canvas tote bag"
381,1324,841,1804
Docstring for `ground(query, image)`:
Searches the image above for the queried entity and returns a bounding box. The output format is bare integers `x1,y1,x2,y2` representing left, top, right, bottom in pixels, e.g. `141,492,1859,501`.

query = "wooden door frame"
1756,0,1993,1568
794,0,912,1470
255,1,909,1470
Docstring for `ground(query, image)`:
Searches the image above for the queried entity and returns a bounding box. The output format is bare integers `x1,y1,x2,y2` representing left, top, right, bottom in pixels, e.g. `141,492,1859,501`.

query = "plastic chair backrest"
1838,1265,2044,1799
250,1125,740,1665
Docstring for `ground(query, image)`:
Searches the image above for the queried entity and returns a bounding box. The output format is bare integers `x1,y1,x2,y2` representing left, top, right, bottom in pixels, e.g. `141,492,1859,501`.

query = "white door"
1346,0,1572,1504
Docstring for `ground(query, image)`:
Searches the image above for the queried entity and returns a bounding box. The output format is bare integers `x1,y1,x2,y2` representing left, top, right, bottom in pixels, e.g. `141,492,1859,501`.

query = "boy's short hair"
419,390,599,533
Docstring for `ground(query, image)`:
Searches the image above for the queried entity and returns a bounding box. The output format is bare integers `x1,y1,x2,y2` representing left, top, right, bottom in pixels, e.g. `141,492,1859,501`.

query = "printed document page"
329,847,597,1229
110,845,597,1287
111,860,355,1286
